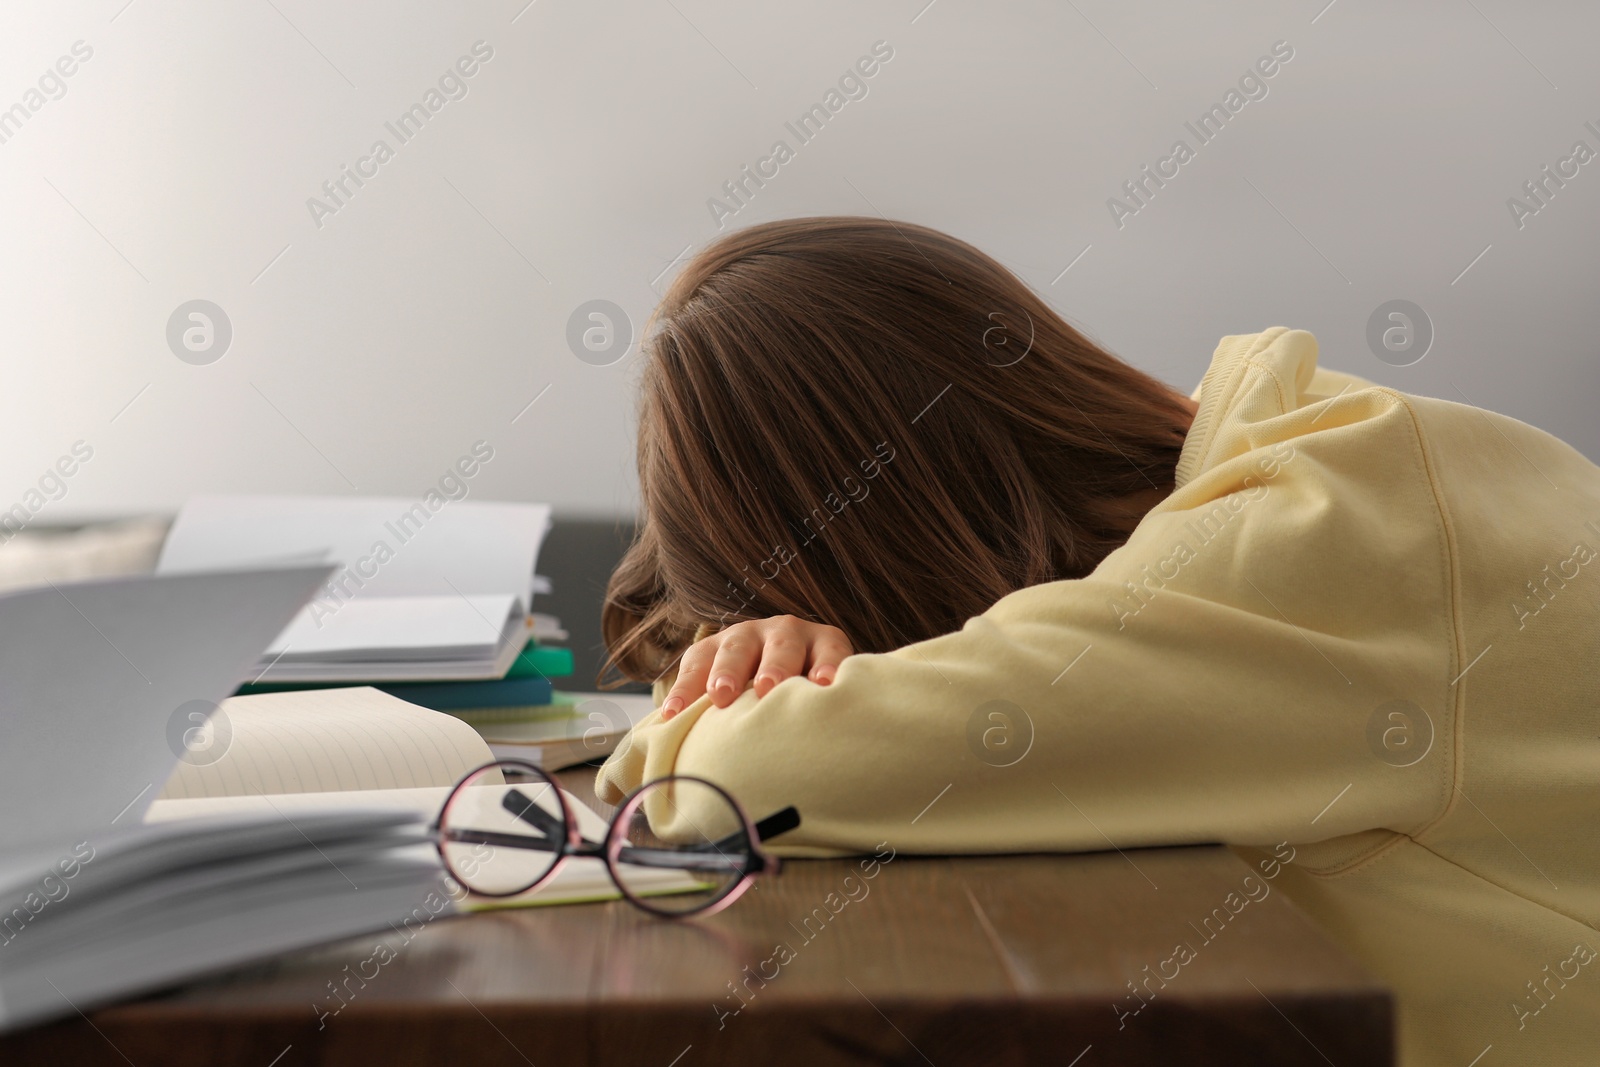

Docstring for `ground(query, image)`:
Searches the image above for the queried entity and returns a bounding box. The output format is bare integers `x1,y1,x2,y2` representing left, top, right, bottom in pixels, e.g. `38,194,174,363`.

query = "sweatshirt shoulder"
1180,327,1414,490
1212,327,1386,404
1236,328,1388,412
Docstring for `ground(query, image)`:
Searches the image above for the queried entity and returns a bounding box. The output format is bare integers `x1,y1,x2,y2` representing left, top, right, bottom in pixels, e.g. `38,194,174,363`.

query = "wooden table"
1,769,1393,1066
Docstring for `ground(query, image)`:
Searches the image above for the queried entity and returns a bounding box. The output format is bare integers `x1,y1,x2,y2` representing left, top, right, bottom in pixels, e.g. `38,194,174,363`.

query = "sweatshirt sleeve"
599,362,1460,858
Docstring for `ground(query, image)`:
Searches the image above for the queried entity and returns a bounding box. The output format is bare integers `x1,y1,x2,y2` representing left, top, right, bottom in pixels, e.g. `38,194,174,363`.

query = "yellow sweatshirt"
598,327,1600,1066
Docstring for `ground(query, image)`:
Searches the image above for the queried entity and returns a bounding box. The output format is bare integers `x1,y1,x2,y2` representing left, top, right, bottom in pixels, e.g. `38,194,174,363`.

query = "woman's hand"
660,616,853,719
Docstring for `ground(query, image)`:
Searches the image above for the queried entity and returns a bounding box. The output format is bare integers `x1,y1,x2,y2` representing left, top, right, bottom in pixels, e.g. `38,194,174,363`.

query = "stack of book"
156,496,652,769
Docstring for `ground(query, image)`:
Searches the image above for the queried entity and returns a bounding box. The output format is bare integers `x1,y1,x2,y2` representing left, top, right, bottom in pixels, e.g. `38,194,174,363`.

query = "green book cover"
505,643,574,679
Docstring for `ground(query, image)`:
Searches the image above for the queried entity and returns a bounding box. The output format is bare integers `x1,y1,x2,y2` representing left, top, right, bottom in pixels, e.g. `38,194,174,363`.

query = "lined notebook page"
157,687,495,800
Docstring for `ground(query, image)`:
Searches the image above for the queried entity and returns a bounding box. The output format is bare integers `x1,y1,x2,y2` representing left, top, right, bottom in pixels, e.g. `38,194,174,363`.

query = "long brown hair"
600,216,1193,686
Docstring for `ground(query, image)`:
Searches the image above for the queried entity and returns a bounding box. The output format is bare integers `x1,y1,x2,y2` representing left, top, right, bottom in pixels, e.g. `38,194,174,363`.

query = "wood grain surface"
0,768,1392,1066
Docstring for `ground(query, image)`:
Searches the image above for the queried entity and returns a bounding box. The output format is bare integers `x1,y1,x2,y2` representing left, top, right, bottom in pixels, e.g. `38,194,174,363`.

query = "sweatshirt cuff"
593,695,708,805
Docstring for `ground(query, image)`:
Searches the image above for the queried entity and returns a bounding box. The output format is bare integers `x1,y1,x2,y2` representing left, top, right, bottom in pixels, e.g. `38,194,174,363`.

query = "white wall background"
1,0,1596,524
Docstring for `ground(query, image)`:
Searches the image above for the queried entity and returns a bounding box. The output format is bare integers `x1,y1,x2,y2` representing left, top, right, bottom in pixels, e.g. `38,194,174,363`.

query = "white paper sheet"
0,567,331,854
156,495,551,608
263,593,517,658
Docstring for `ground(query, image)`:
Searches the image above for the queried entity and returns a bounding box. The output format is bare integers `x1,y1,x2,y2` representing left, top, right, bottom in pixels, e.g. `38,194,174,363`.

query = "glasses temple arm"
750,806,801,844
502,786,604,848
441,828,746,873
687,805,800,855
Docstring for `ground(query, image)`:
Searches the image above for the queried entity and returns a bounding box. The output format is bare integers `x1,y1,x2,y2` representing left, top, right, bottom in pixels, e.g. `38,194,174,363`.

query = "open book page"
156,688,495,801
0,567,332,853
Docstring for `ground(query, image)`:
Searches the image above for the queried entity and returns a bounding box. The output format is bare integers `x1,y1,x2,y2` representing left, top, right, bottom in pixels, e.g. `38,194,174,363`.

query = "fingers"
805,628,853,685
706,630,764,708
753,626,807,698
659,618,856,721
660,640,716,720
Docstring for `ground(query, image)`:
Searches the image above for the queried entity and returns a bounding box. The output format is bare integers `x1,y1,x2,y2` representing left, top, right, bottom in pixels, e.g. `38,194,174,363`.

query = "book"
261,592,530,680
472,693,657,771
0,806,442,1035
228,678,558,712
505,643,575,679
0,566,445,1034
233,641,570,702
443,700,586,727
379,676,554,711
155,495,553,683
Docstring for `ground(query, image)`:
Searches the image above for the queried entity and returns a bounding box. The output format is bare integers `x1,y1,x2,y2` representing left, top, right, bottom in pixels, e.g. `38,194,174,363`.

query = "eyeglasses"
433,759,800,917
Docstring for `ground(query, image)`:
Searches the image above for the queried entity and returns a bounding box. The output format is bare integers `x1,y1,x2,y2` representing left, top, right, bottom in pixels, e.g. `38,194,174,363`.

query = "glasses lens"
438,762,567,896
609,777,752,916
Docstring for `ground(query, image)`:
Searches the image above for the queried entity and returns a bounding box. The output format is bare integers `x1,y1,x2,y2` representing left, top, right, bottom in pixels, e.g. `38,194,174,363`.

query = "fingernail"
813,666,835,685
661,697,682,716
711,674,735,698
755,672,779,694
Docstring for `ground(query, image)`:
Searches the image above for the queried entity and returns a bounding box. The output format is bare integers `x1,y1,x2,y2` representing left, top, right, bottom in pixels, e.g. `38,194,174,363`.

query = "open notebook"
152,687,692,908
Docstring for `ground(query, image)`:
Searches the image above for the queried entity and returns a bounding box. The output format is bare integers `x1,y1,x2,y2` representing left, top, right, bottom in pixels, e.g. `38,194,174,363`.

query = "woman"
598,217,1600,1066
